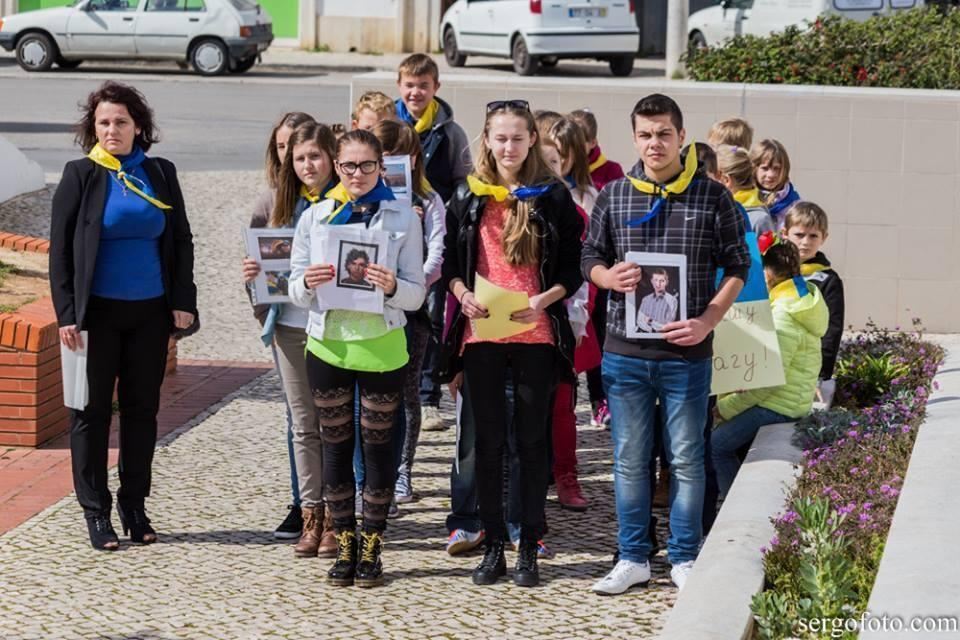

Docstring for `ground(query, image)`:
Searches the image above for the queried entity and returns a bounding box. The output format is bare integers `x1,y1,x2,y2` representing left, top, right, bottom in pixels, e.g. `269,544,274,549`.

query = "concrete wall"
0,135,44,204
353,73,960,333
0,0,17,16
308,0,441,53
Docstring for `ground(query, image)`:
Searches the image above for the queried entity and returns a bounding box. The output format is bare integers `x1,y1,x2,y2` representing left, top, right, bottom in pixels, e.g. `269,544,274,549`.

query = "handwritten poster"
711,228,784,395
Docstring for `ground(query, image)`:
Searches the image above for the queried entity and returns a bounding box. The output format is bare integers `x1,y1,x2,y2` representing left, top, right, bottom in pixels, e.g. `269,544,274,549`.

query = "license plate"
569,6,607,17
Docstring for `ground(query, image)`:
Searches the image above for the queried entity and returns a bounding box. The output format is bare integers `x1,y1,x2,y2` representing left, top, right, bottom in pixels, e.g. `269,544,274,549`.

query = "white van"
441,0,640,76
688,0,923,49
0,0,273,75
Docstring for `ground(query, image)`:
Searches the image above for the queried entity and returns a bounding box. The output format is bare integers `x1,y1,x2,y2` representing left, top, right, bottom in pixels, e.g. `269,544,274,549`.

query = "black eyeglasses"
486,100,531,113
337,160,380,175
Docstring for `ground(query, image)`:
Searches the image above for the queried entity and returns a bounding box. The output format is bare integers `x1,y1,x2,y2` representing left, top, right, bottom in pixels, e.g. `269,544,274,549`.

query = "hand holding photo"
309,224,388,314
624,252,687,339
244,227,296,304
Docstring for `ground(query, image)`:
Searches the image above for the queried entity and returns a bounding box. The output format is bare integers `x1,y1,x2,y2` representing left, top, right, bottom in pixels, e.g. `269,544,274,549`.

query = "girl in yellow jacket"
711,240,828,497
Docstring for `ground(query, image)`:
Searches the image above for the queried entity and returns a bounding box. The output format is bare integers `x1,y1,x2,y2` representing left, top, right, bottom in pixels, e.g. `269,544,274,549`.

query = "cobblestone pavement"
0,371,677,640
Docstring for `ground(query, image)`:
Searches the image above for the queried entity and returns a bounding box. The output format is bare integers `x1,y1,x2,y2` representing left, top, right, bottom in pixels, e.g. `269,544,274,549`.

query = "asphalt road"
0,60,352,174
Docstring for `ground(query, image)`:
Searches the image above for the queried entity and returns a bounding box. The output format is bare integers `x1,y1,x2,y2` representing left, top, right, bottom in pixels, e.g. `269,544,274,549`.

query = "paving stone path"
0,172,678,639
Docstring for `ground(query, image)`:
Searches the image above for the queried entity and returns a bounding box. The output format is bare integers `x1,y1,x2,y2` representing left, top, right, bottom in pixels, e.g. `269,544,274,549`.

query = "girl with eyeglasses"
289,129,425,588
438,101,584,587
243,119,341,557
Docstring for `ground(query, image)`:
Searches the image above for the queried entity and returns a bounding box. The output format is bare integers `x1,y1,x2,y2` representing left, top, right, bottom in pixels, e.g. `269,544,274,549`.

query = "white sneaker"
446,528,485,555
421,405,448,431
591,559,651,595
670,560,695,591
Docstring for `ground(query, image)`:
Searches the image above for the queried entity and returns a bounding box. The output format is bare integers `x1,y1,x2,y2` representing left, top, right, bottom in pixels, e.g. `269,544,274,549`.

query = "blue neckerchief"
328,179,397,226
512,184,552,201
564,175,576,189
626,197,666,227
395,99,417,126
114,146,160,200
768,183,800,217
792,275,809,297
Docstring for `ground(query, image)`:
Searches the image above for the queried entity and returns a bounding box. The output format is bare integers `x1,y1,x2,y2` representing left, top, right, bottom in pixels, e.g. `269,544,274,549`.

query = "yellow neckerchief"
421,176,434,195
413,99,440,134
466,175,511,202
588,152,608,173
299,184,320,203
324,182,352,222
801,263,829,276
734,187,765,208
769,275,810,302
87,144,172,210
627,142,698,200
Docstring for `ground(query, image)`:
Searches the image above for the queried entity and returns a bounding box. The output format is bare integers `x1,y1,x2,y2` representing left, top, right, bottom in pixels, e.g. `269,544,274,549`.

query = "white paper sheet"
60,331,88,410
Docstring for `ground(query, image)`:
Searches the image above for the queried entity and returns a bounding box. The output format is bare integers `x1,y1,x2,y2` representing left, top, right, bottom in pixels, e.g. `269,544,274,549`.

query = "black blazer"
49,156,197,330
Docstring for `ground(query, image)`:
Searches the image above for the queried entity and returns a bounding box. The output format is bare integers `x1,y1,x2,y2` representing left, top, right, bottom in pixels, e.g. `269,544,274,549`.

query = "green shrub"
685,8,960,89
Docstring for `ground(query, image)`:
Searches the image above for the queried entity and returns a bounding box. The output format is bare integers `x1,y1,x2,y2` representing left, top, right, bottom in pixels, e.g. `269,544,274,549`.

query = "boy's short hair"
397,53,440,83
784,201,829,235
708,118,754,149
568,109,598,142
762,240,801,281
692,142,717,177
631,93,684,133
352,91,396,121
534,110,563,138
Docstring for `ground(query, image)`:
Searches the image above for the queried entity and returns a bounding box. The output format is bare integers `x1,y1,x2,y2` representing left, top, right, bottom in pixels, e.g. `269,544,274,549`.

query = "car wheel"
191,38,229,76
443,28,466,67
16,32,56,72
57,58,83,69
231,55,257,73
689,30,708,52
609,54,634,77
541,56,559,68
511,36,539,76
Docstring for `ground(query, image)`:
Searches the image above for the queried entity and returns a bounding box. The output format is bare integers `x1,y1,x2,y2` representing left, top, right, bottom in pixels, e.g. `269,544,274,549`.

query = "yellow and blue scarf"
397,99,440,135
324,179,396,226
466,175,553,203
626,143,698,227
87,144,171,211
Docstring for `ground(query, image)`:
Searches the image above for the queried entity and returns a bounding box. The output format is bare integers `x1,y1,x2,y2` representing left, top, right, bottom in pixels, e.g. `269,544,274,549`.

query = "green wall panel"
19,0,73,11
257,0,297,39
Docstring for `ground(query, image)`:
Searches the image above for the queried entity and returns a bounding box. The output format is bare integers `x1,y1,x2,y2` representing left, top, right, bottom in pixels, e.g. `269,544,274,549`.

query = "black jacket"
49,157,197,330
437,180,585,383
804,252,844,379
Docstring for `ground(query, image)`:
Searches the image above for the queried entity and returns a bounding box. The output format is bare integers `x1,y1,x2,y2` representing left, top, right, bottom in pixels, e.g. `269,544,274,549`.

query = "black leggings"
463,343,556,543
306,352,405,533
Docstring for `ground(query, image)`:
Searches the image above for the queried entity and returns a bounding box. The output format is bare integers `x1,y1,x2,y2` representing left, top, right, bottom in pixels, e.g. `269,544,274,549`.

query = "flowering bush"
685,8,960,90
751,322,944,638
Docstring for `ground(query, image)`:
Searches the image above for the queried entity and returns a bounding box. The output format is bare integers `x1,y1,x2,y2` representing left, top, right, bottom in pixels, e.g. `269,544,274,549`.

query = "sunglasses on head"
486,100,531,113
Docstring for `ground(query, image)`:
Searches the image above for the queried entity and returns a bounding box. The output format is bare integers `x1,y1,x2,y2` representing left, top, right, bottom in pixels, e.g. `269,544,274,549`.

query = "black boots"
472,539,507,585
356,531,385,588
514,540,540,587
85,512,119,551
116,503,157,544
327,530,358,586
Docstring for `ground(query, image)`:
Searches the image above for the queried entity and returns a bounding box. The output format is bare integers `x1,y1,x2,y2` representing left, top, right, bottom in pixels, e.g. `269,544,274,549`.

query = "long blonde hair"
475,106,554,266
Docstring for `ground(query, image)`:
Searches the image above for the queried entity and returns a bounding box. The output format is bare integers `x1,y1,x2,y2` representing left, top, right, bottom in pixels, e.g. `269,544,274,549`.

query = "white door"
487,0,533,55
65,0,140,55
718,0,754,40
135,0,208,57
458,0,499,53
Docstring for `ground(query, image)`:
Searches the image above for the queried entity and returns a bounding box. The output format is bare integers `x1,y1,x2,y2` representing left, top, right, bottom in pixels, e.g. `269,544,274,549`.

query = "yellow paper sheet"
471,274,536,341
711,299,786,395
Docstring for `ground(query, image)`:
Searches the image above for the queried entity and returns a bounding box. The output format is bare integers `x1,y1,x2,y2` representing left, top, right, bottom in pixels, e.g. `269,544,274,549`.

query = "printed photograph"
264,270,291,297
258,236,294,261
337,241,378,291
624,252,688,339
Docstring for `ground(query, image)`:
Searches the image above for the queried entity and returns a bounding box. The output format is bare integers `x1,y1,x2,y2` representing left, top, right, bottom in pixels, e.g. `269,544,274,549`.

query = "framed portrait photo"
244,227,296,304
337,240,379,292
309,224,388,314
624,252,688,339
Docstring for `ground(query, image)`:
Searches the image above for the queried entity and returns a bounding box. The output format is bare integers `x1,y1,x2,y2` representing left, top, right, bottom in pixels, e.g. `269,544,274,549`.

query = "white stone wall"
0,135,44,205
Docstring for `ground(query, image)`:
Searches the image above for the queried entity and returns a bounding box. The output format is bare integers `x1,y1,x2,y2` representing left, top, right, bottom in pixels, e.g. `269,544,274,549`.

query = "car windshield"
226,0,258,10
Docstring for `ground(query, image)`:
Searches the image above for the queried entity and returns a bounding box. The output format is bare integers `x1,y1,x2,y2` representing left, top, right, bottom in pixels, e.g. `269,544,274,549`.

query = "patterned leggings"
306,352,405,533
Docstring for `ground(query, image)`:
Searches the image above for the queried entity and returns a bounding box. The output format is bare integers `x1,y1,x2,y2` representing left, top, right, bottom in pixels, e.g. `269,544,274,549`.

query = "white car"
688,0,922,49
441,0,640,76
0,0,273,76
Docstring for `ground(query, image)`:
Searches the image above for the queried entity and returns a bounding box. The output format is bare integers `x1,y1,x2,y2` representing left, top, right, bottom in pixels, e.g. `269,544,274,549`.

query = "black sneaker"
274,504,303,540
514,540,540,587
472,539,506,585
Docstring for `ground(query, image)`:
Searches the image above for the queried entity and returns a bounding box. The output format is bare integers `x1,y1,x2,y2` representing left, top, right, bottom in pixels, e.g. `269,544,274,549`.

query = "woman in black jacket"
49,81,197,550
439,100,583,587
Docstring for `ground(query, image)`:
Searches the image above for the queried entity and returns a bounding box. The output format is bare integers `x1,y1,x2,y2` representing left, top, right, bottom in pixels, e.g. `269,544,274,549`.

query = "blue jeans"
271,343,301,507
603,352,711,564
711,406,791,498
446,375,481,533
418,282,444,407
